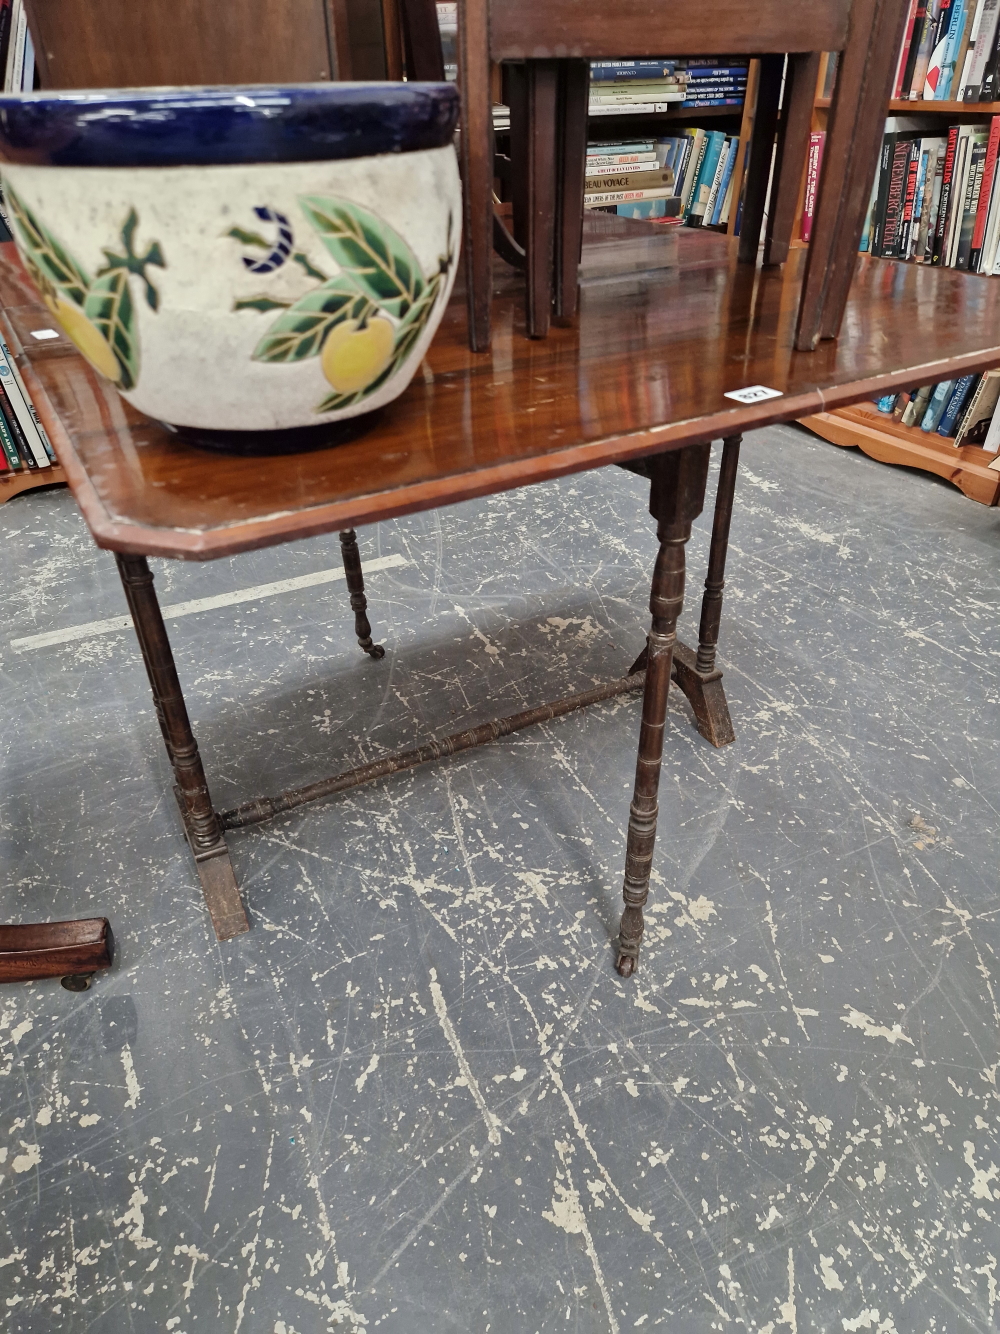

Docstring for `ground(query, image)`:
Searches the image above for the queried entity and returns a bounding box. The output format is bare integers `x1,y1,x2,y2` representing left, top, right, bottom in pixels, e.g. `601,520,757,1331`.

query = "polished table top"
4,231,1000,560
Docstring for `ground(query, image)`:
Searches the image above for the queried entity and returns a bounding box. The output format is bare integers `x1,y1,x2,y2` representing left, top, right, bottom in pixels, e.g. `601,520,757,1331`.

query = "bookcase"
797,56,1000,505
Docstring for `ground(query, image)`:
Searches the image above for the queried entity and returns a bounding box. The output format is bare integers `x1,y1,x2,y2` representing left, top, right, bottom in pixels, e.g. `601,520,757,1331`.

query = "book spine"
932,125,960,262
945,130,973,264
585,169,672,191
802,132,826,243
922,379,955,428
871,133,897,256
971,116,1000,266
0,379,34,466
910,6,939,94
937,373,977,432
687,132,725,223
585,153,657,167
584,187,676,205
0,388,20,468
901,383,934,424
895,0,923,96
679,97,745,108
882,139,913,255
953,0,982,96
0,341,49,465
964,0,1000,93
703,138,733,225
589,61,678,79
896,140,922,256
937,0,969,98
905,2,930,94
709,138,737,226
589,102,682,115
681,132,708,213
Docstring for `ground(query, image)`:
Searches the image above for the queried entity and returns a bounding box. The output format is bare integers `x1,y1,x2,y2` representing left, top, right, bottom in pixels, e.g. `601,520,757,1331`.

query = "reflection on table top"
3,230,1000,560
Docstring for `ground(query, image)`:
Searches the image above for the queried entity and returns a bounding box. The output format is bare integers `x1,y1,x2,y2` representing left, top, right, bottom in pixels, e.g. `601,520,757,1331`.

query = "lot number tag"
724,385,784,404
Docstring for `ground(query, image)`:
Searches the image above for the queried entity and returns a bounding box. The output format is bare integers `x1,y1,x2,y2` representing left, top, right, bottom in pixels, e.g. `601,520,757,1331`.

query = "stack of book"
680,59,749,108
588,61,687,116
0,338,54,475
0,0,34,92
860,116,1000,272
874,370,1000,447
585,127,740,226
893,0,1000,102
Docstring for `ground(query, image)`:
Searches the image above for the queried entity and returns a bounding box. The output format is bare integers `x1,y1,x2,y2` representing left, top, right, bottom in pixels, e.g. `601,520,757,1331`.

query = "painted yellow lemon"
321,316,395,395
48,297,121,382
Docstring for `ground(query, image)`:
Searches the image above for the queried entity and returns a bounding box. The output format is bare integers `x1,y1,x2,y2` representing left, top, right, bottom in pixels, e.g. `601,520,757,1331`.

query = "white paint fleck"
12,1143,40,1174
121,1044,142,1109
355,1054,379,1093
819,1255,844,1291
840,1008,913,1047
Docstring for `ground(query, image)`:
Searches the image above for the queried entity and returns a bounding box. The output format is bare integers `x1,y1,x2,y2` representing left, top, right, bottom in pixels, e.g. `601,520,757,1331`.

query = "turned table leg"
617,442,711,977
338,530,386,659
115,554,249,941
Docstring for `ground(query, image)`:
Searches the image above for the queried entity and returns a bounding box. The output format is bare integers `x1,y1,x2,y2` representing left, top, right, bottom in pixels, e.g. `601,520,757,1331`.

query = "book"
902,383,935,424
925,0,955,94
588,60,678,80
944,126,975,265
680,97,745,108
612,197,682,220
937,374,978,433
589,91,685,105
0,340,50,465
953,0,981,96
686,130,726,224
680,130,707,212
910,3,940,95
962,0,1000,94
0,389,19,468
921,379,956,429
932,125,960,262
954,129,988,267
801,133,826,244
0,380,34,467
905,1,930,96
979,6,1000,96
955,368,1000,441
936,0,970,98
590,102,683,116
709,138,737,226
585,151,658,167
969,117,1000,267
982,394,1000,449
980,141,1000,266
585,167,674,192
880,136,917,255
584,186,677,206
585,158,660,177
895,0,923,96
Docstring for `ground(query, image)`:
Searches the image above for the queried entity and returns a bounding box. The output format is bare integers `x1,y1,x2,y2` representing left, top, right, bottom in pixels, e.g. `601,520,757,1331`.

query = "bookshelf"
798,58,1000,505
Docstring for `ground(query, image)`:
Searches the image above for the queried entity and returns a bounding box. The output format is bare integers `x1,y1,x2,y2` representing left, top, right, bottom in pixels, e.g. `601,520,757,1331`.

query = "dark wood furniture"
7,229,1000,975
0,918,113,988
23,0,393,87
458,0,910,350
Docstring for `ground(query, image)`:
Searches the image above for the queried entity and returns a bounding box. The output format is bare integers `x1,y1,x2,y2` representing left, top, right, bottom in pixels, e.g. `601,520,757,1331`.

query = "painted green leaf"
235,295,293,313
298,195,424,319
84,268,138,391
252,275,375,364
6,183,91,306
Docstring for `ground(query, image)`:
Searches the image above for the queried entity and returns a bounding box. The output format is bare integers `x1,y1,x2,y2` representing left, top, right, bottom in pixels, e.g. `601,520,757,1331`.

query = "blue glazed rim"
0,83,459,168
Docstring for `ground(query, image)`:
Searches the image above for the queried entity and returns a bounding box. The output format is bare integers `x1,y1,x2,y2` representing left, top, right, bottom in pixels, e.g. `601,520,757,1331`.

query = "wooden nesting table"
7,230,1000,976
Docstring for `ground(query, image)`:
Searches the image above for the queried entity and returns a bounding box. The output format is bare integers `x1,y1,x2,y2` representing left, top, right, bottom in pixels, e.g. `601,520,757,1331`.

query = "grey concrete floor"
1,423,999,1333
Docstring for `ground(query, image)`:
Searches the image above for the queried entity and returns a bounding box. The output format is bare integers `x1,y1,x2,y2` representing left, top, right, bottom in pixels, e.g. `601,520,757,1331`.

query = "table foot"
0,918,113,986
670,642,735,748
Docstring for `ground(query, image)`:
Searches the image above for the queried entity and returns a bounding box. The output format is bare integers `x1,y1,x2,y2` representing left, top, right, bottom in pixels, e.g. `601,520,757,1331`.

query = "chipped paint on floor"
1,423,999,1332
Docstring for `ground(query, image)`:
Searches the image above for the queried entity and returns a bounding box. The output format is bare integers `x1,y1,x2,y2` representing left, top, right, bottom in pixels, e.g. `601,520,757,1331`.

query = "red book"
970,115,1000,269
893,0,922,97
801,132,826,243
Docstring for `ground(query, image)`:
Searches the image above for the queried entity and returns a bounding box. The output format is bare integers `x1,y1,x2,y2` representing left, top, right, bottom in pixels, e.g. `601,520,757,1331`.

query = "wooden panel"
6,235,1000,559
802,405,1000,505
25,0,337,87
489,0,851,60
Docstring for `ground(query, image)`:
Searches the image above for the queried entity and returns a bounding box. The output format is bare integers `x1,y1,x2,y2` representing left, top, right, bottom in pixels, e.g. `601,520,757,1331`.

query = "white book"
0,341,49,467
589,102,682,116
982,398,1000,452
719,160,737,225
20,25,33,91
589,92,684,105
585,151,657,167
584,158,658,176
944,127,972,268
680,130,705,211
957,0,990,96
4,0,24,93
964,0,1000,95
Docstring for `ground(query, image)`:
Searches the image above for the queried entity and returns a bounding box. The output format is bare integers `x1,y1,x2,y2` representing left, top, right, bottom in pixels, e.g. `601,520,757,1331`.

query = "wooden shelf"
800,402,1000,506
887,98,1000,113
0,460,66,504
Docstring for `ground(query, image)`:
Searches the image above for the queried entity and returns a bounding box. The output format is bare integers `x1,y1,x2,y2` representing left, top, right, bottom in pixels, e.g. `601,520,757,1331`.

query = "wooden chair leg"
115,553,248,942
338,529,386,659
616,442,711,977
553,58,589,327
737,54,785,265
458,0,493,351
795,0,911,348
763,52,822,266
524,59,559,338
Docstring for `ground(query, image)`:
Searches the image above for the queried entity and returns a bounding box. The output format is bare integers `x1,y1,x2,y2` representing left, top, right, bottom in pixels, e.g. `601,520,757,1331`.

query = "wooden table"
7,231,1000,975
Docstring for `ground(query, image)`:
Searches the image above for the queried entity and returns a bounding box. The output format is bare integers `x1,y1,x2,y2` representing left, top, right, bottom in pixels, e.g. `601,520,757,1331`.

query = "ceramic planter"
0,84,461,447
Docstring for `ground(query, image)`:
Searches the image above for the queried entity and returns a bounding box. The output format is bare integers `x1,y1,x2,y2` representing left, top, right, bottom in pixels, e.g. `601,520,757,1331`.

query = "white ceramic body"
2,146,461,430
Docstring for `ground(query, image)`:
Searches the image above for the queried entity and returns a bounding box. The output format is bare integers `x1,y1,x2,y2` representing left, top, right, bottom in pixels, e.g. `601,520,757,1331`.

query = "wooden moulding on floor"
800,402,1000,506
0,462,66,504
